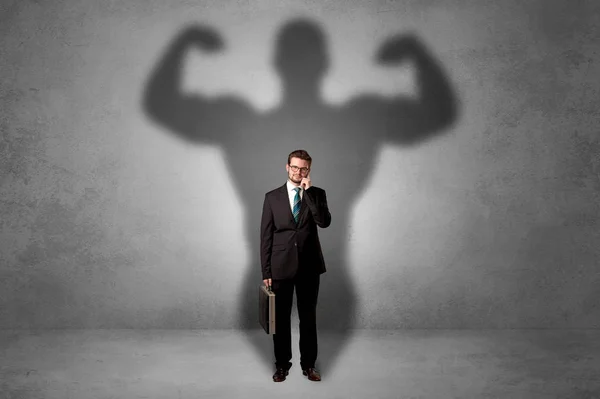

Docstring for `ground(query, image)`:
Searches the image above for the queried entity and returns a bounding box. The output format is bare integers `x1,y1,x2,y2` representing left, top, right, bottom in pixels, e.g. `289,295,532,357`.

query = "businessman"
260,149,331,382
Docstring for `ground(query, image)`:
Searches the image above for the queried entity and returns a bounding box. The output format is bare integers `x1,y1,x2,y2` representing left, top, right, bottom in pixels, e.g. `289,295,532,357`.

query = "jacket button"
294,243,297,246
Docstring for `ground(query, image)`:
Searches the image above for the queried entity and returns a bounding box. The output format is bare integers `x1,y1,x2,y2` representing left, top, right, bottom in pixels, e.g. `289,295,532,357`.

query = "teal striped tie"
292,187,301,223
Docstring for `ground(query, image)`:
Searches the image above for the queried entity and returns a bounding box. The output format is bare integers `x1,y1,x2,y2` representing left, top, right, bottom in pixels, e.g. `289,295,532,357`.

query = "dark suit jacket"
260,183,331,280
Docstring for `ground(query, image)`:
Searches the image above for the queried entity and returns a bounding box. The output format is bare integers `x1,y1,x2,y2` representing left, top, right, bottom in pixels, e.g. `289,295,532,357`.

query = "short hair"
287,149,312,167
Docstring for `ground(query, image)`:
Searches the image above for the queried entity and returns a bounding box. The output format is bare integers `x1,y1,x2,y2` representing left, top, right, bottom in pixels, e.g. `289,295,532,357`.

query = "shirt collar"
286,179,301,193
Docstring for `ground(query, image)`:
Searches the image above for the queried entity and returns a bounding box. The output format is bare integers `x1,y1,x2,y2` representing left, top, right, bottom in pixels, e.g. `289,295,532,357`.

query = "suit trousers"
272,269,320,370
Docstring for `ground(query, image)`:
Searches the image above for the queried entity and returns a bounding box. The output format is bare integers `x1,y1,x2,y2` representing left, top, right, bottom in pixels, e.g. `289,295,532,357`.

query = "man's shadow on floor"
143,18,458,375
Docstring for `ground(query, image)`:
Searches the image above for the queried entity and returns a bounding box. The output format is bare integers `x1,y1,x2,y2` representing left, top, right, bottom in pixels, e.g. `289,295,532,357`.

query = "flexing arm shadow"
142,25,253,144
348,33,459,146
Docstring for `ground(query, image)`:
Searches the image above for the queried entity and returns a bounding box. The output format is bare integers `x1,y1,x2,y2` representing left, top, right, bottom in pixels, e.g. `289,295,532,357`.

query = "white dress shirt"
286,179,304,212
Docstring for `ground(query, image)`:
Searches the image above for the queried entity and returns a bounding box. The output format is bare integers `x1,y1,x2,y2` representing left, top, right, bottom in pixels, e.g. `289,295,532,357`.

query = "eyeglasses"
289,165,310,173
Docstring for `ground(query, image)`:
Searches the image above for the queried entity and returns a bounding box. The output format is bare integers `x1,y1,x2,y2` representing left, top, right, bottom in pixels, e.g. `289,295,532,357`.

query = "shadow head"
273,19,329,88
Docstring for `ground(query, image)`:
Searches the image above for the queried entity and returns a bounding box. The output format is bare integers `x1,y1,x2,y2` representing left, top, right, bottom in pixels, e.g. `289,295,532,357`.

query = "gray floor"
1,329,599,399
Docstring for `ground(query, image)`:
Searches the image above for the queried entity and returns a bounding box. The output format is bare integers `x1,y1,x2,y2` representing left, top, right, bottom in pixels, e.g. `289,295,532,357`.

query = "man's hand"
301,175,311,190
263,278,272,289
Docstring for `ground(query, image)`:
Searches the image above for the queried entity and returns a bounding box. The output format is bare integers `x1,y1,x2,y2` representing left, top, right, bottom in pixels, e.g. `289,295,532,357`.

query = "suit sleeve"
260,194,274,279
303,187,331,228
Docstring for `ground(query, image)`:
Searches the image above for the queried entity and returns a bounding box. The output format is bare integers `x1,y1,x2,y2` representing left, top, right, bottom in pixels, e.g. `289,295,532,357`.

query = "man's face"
286,157,310,185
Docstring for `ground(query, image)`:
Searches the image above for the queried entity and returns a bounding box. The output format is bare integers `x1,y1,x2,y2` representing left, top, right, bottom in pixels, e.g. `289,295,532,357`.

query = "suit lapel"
298,191,309,221
278,184,295,224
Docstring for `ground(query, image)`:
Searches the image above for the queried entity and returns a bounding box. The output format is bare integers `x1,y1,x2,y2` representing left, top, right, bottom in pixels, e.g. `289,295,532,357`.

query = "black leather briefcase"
259,285,276,334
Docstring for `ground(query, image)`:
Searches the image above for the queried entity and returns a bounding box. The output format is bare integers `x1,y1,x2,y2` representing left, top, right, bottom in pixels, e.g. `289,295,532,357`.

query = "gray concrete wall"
1,0,598,329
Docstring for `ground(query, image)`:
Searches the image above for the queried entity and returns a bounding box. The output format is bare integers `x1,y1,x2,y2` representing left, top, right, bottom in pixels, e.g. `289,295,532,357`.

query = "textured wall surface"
1,0,599,329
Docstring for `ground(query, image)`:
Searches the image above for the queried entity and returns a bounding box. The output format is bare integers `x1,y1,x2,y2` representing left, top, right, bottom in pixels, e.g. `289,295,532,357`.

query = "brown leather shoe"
273,367,289,382
302,368,321,381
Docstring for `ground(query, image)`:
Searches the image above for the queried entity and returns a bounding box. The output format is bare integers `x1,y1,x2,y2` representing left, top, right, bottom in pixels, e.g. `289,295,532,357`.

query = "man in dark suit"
260,149,331,382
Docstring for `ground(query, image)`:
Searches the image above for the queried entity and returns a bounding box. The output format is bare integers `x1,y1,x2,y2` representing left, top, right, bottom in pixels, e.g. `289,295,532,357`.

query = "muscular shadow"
142,18,457,374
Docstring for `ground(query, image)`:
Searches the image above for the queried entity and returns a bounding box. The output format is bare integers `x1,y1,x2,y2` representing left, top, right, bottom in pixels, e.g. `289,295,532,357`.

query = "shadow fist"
376,33,422,64
181,25,224,52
